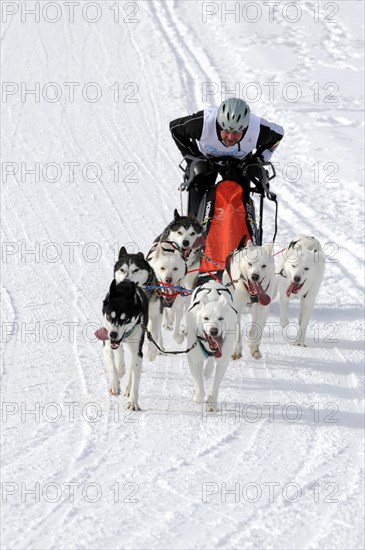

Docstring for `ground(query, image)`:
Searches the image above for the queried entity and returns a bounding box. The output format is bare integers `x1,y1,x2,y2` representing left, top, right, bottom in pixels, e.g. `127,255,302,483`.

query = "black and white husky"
113,246,162,363
157,209,205,289
96,280,148,410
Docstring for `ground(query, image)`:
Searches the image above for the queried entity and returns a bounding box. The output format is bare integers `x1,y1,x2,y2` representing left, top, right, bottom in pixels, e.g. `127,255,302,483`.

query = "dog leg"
232,300,243,360
124,368,132,398
172,296,185,344
187,356,205,403
162,308,174,330
279,292,290,328
115,345,126,378
103,343,120,396
147,301,162,362
127,351,142,411
295,295,315,346
248,304,269,359
206,358,229,412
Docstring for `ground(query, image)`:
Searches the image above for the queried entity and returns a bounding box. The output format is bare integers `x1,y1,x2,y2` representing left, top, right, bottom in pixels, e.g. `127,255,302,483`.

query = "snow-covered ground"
1,1,364,549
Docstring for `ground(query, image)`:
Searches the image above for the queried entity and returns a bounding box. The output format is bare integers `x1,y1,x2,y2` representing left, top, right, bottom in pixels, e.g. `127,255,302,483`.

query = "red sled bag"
199,179,257,281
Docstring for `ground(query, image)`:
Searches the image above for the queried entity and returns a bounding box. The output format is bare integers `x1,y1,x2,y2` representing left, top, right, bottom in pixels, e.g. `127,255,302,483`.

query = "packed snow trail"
1,1,364,549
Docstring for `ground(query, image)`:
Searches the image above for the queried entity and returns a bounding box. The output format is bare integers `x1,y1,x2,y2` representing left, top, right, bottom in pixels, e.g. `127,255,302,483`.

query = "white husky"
276,235,325,346
222,240,276,359
148,242,187,346
186,281,237,412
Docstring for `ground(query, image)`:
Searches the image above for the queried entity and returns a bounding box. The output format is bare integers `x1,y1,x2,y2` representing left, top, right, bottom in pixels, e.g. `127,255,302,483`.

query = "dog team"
95,210,325,412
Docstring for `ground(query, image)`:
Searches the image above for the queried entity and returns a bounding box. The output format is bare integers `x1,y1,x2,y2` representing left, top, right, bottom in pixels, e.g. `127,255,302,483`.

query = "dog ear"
136,252,145,259
154,243,162,258
118,246,127,259
174,209,181,221
246,239,253,248
218,295,226,305
188,212,197,221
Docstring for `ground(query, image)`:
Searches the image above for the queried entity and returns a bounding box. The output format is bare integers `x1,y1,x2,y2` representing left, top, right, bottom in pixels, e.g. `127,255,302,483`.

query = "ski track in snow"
1,2,364,549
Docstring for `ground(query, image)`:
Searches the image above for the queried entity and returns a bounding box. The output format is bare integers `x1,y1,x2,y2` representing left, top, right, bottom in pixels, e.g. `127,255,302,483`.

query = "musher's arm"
255,119,284,162
169,111,205,158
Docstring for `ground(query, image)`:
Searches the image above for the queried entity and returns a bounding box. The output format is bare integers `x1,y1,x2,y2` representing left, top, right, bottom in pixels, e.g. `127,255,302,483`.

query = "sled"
180,156,278,281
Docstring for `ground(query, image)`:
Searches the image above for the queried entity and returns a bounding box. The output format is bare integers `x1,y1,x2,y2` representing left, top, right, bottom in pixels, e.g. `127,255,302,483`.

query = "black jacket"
170,110,284,161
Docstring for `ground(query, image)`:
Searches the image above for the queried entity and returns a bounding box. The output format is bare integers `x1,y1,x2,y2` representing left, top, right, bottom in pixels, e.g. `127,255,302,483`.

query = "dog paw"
147,348,157,362
193,392,204,404
124,386,131,398
293,340,306,347
127,402,140,411
173,333,184,344
231,351,242,360
109,384,121,396
206,403,218,413
250,347,262,360
162,321,173,331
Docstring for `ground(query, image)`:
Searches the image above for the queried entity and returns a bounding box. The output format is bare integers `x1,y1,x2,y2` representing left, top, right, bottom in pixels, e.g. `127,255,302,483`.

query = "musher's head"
217,98,250,147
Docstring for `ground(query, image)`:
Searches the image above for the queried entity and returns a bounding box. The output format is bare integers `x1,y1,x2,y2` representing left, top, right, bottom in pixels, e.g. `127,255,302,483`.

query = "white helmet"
217,98,250,132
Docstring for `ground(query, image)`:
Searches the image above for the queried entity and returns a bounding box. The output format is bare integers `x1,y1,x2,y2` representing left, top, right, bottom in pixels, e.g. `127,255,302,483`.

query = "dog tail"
204,360,214,380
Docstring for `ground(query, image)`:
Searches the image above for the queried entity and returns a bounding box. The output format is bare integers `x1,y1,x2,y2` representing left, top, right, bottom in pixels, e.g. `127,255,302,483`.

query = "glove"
244,154,263,167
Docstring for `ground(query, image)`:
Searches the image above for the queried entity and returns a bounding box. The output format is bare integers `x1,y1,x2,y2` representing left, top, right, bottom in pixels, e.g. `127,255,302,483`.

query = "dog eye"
304,267,309,271
218,316,224,321
160,267,165,271
177,231,183,235
203,316,209,321
261,264,266,268
191,231,196,236
132,268,139,273
173,267,178,271
247,262,252,267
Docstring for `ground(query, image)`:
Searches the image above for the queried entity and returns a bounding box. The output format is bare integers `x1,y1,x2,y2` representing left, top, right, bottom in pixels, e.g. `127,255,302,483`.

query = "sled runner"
180,156,278,281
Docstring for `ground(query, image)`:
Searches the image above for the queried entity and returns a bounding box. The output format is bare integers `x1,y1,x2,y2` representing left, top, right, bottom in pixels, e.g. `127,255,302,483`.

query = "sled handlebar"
180,155,277,201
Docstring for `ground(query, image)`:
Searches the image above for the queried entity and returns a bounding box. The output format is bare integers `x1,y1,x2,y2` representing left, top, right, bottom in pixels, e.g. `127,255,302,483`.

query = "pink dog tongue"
95,327,109,341
192,236,205,249
252,282,271,306
286,282,303,297
207,334,223,358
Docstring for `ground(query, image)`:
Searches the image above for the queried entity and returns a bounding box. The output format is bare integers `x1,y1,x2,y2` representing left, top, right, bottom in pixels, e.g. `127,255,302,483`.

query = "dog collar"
197,336,215,358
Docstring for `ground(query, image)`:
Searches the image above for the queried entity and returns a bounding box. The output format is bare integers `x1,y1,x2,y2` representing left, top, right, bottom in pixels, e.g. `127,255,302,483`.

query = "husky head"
238,240,275,305
162,209,204,260
114,247,153,286
100,280,143,349
189,281,236,358
148,242,187,305
283,247,319,297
